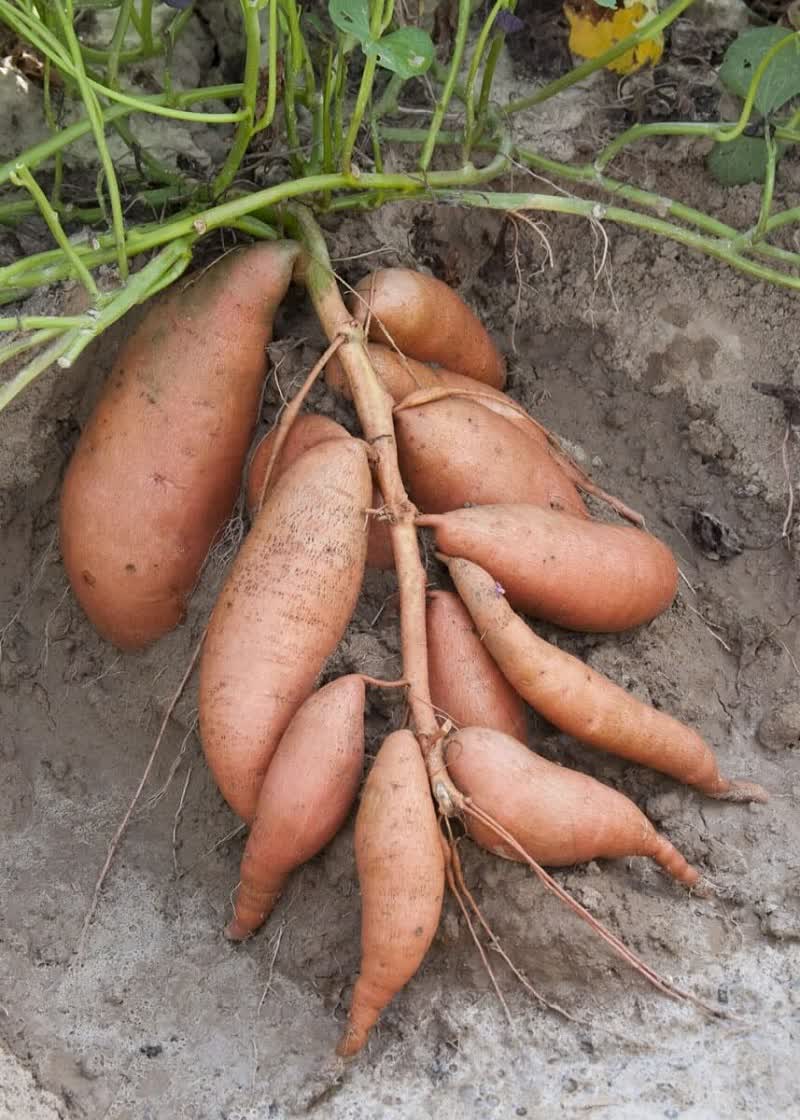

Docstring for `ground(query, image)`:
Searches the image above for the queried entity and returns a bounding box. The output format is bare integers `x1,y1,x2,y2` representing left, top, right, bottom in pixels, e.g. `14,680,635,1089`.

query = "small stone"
51,758,70,780
604,406,629,431
689,419,724,459
686,403,703,420
650,381,673,398
758,702,800,752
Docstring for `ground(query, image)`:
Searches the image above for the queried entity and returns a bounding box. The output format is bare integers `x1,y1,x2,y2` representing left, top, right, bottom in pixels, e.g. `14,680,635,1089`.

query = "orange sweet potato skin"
395,397,588,517
60,242,299,649
426,591,526,739
199,438,371,824
226,674,366,940
446,727,699,886
423,504,678,631
338,729,444,1057
245,414,349,514
349,268,506,389
246,414,394,570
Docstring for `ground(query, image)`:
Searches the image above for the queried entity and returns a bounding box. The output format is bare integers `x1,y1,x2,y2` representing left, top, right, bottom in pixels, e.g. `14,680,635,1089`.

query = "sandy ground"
2,7,800,1118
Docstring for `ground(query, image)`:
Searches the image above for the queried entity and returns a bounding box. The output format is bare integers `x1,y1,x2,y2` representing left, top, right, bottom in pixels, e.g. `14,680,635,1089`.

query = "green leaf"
328,0,371,44
364,27,434,78
707,136,771,185
719,27,800,116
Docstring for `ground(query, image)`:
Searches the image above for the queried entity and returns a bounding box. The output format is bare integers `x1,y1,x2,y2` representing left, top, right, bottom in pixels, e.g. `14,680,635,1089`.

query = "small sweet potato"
427,590,526,739
225,675,365,940
349,268,506,388
444,555,768,802
446,726,700,886
199,438,371,823
420,504,678,631
60,241,299,649
338,729,444,1057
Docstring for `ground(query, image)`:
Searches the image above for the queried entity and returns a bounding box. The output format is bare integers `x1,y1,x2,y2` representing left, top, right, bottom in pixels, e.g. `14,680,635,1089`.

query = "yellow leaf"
564,0,664,75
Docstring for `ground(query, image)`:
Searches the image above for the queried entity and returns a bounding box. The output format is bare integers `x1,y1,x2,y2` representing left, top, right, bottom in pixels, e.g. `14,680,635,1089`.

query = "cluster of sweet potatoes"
59,241,766,1056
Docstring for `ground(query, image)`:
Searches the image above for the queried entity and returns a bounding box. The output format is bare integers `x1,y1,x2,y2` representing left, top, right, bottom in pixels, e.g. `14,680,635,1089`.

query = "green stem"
213,0,261,197
420,0,470,171
54,0,128,280
463,0,505,159
0,328,64,369
755,128,777,242
433,188,800,290
253,0,279,134
0,146,511,297
140,0,154,52
341,54,378,175
0,316,91,331
106,0,133,87
475,31,504,135
506,0,695,114
10,164,101,301
0,238,195,414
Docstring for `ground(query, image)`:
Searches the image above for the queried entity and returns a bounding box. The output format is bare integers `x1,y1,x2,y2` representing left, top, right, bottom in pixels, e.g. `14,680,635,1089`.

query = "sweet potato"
60,241,299,649
420,505,678,631
443,555,768,802
395,396,588,517
199,438,371,823
245,414,349,513
225,675,366,940
426,591,526,739
338,729,445,1057
348,268,506,388
447,727,700,886
246,415,394,569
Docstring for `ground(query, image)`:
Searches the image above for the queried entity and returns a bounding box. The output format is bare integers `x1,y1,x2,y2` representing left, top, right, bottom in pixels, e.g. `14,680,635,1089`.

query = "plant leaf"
707,136,771,185
718,26,800,116
364,27,434,78
328,0,371,44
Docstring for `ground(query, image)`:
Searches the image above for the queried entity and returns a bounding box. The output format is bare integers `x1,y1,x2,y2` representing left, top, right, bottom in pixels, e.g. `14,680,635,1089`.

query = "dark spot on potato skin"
125,563,136,573
82,570,96,587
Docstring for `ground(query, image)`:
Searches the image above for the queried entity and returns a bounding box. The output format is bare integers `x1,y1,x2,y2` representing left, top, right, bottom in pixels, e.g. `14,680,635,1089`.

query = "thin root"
254,333,345,514
441,824,512,1026
446,827,582,1028
462,800,729,1021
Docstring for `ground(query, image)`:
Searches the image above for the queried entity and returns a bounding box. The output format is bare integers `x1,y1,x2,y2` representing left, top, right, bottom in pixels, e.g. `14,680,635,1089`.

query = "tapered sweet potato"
338,730,445,1057
395,396,587,517
421,505,678,631
427,591,526,739
444,555,768,802
199,438,372,823
348,268,506,388
60,241,299,649
447,727,700,886
225,675,366,940
246,414,394,569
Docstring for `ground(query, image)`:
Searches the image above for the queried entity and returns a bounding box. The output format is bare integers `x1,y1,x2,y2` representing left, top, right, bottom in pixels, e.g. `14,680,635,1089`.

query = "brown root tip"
224,916,255,942
710,779,769,804
335,1025,366,1059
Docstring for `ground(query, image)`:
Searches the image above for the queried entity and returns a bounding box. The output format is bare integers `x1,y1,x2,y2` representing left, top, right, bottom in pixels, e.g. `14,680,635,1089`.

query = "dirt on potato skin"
3,41,800,1120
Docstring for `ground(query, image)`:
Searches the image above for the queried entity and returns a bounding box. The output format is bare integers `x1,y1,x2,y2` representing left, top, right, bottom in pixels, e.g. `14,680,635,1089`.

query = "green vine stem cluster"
0,0,798,413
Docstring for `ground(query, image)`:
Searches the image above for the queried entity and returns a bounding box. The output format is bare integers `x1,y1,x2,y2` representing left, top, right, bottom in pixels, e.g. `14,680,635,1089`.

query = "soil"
2,8,800,1119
